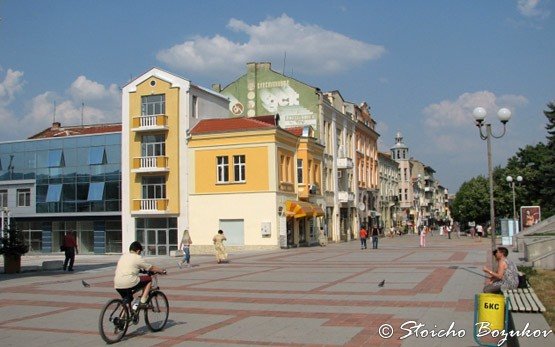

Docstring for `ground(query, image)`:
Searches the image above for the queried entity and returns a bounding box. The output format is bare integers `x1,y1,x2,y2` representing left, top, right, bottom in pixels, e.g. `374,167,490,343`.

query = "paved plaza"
0,235,552,346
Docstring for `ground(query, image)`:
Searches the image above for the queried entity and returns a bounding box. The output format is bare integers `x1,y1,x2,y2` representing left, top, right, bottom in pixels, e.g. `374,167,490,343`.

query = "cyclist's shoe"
137,302,149,310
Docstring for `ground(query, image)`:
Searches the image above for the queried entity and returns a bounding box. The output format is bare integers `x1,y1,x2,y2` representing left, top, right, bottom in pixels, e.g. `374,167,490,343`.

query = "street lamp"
506,175,523,230
472,107,512,261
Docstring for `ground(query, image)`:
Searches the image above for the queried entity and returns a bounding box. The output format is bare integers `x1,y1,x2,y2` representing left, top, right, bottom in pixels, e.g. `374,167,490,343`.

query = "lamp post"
472,107,512,263
506,175,523,230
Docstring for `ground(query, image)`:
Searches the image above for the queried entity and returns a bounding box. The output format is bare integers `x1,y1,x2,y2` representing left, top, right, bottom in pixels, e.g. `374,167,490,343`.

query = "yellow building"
188,115,325,249
121,68,229,254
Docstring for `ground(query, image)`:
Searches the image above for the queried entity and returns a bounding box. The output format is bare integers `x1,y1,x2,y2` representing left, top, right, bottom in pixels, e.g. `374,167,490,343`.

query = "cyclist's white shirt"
114,252,152,289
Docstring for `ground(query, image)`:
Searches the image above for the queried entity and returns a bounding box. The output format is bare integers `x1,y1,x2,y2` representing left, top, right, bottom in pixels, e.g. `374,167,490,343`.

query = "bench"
502,288,546,313
502,288,554,347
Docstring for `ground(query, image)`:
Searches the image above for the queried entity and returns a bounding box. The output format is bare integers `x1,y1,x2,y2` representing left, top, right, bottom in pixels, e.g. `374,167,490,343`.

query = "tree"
451,176,489,228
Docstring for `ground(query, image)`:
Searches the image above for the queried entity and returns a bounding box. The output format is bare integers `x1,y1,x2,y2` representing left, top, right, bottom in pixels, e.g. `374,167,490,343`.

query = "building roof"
28,122,122,139
190,115,279,135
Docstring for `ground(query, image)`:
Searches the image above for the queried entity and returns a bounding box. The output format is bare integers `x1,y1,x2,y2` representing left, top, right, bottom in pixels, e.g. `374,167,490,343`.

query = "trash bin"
476,293,506,331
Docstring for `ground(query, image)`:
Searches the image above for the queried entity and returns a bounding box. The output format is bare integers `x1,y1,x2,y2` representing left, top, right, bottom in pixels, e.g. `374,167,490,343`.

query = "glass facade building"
0,129,122,254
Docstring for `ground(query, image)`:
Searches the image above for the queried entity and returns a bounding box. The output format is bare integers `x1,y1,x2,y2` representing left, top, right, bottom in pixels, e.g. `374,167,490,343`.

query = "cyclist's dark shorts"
116,275,151,303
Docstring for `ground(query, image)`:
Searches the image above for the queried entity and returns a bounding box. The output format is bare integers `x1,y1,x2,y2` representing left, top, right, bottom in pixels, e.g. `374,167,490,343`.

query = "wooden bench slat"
502,287,546,313
527,288,547,313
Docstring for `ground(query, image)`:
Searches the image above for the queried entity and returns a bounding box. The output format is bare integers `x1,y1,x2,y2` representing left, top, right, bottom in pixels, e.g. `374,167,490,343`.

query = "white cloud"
423,91,528,129
157,14,385,78
517,0,551,18
0,71,121,140
0,68,25,107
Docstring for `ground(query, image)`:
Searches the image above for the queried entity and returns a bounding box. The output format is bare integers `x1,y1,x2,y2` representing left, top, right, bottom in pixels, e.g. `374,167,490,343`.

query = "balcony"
132,199,168,213
131,115,168,132
337,191,355,203
132,156,169,173
337,157,353,169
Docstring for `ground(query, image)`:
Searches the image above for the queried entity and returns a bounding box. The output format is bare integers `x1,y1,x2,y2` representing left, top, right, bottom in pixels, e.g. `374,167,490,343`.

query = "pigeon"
82,280,91,288
378,279,385,287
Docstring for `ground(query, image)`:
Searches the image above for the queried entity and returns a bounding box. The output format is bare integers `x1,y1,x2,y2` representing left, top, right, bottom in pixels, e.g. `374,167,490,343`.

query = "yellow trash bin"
476,293,506,331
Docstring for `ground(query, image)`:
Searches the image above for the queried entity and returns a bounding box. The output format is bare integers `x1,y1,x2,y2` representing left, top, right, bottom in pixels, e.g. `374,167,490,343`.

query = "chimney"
51,122,61,130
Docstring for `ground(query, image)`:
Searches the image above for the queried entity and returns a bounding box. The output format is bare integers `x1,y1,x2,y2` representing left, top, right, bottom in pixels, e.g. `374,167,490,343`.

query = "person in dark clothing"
371,227,379,249
62,230,78,271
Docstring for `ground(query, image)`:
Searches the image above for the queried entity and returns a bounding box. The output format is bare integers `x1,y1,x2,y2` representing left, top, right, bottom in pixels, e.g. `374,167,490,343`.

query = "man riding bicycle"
114,241,166,310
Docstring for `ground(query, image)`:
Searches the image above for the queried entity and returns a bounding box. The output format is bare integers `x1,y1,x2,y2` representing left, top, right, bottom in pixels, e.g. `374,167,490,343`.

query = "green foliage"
451,175,489,227
0,224,29,256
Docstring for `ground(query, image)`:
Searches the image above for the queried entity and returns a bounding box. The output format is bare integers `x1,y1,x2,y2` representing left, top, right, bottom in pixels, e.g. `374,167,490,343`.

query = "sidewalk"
0,235,552,346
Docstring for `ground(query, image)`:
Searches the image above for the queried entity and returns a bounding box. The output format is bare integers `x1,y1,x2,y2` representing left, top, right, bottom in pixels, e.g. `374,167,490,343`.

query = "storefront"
284,200,324,247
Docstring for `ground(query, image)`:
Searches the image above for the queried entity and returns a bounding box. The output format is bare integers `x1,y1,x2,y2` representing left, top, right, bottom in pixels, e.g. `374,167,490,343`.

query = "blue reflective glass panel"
48,150,63,167
46,184,63,202
88,147,106,165
87,182,105,201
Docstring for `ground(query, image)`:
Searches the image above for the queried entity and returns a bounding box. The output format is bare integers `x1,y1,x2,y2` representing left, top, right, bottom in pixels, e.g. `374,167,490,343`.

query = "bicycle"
98,270,169,344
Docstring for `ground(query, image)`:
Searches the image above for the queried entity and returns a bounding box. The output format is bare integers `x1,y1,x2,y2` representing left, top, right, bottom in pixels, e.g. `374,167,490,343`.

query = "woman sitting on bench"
482,247,519,293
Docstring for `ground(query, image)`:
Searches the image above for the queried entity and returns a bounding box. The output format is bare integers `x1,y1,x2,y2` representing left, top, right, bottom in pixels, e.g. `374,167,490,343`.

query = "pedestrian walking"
419,227,427,247
371,226,379,249
318,227,327,246
213,229,228,264
177,229,193,268
359,226,368,249
62,230,78,271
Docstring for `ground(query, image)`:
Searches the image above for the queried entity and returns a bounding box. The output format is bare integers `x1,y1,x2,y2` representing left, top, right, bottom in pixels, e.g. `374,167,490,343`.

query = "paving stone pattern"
0,235,551,346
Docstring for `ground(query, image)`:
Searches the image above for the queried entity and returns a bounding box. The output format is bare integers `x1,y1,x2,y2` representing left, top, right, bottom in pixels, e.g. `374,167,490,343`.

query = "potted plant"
1,223,29,274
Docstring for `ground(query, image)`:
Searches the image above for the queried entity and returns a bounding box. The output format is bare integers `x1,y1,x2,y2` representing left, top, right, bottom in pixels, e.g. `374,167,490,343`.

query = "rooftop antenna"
282,51,287,75
53,101,57,123
81,101,84,127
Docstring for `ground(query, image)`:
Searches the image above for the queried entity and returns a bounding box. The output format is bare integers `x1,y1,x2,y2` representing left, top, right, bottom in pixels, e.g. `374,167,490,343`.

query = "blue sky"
1,0,553,192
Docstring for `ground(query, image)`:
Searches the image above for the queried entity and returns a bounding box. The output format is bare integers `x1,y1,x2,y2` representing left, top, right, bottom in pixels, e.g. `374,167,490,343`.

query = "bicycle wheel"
99,298,129,344
144,291,169,332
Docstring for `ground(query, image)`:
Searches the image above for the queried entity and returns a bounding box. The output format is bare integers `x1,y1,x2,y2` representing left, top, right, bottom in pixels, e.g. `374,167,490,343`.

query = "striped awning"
285,200,324,218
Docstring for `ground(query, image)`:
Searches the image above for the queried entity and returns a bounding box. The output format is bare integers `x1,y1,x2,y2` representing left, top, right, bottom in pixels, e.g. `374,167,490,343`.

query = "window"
0,189,7,207
141,94,165,116
142,176,166,199
87,182,105,201
88,147,107,165
404,168,408,181
192,95,198,118
48,149,65,167
46,184,62,202
141,135,165,157
216,156,229,183
233,155,246,182
404,189,408,201
297,159,303,183
17,188,31,207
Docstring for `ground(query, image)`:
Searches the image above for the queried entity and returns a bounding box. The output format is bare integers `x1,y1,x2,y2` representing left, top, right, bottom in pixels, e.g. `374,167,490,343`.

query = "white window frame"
0,189,7,207
297,159,303,184
233,155,246,182
141,176,166,199
217,156,229,183
141,94,165,116
17,188,31,207
141,135,166,157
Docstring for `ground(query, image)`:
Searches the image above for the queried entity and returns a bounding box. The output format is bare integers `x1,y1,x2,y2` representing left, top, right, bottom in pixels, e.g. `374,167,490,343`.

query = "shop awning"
285,200,324,218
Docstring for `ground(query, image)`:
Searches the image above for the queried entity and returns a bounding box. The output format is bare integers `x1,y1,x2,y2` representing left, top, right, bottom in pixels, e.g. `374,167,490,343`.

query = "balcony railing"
337,191,355,203
132,156,169,173
337,157,354,169
132,115,168,132
132,198,168,212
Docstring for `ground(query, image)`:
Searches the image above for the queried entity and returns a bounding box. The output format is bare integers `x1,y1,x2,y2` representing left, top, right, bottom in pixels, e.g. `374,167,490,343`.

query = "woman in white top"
178,230,193,268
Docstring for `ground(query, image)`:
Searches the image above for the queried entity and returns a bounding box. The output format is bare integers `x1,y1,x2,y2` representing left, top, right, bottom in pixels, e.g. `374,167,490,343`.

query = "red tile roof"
28,123,122,139
190,116,278,135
